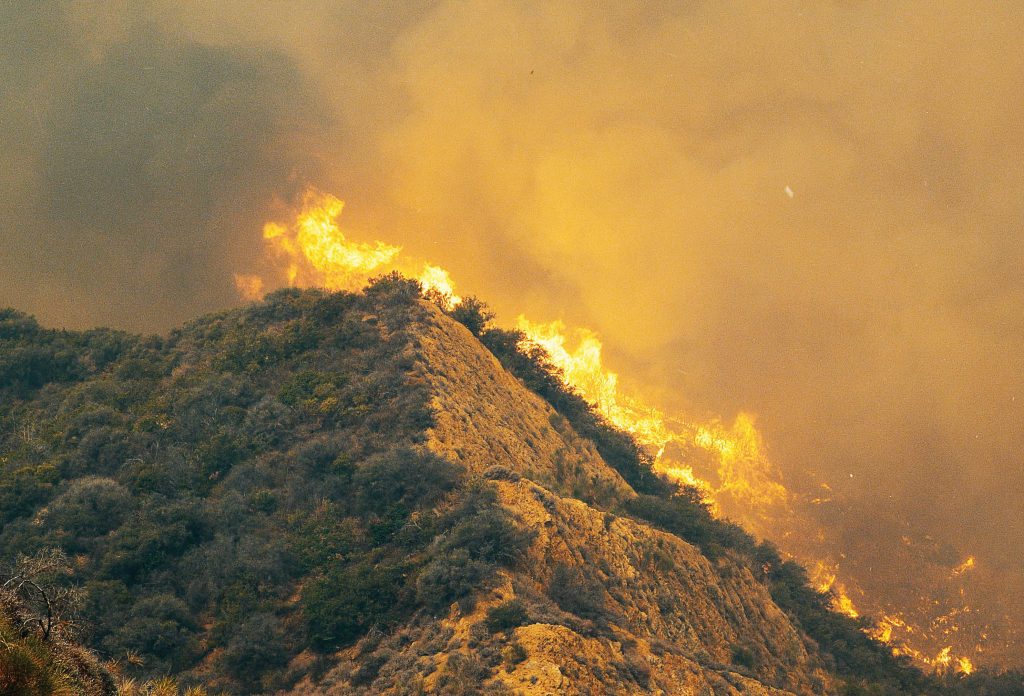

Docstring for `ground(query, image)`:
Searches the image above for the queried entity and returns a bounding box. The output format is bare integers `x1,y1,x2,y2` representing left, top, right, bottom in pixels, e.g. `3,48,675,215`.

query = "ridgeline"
1,276,1020,694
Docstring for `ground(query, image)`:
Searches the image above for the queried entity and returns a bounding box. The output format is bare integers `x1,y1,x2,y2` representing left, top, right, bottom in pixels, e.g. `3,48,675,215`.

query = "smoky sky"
1,1,327,328
3,0,1024,663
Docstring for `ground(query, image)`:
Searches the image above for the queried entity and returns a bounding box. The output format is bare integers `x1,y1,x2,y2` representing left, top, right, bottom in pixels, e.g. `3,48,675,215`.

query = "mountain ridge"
0,277,1012,694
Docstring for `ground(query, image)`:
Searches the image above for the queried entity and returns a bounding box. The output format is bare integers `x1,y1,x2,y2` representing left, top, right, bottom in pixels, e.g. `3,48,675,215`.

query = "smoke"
3,0,1024,665
1,1,327,329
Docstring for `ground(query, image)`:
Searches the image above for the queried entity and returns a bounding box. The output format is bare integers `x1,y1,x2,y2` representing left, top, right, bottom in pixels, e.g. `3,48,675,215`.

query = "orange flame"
242,188,467,310
418,264,462,309
261,190,401,291
952,556,976,576
811,561,861,618
514,316,789,525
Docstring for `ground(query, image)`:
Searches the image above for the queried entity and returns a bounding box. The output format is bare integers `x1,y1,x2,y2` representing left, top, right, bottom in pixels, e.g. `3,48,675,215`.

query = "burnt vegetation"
0,277,1019,694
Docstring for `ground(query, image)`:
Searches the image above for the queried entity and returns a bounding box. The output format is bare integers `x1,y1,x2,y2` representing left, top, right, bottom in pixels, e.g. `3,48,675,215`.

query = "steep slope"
493,480,822,693
292,478,828,695
413,301,633,504
1,279,967,694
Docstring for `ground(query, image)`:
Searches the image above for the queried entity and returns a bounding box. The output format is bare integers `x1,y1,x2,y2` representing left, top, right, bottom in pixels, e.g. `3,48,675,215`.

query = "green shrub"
107,593,199,673
354,448,462,514
351,650,391,686
435,653,489,696
42,477,133,541
482,465,521,482
731,643,757,670
220,613,289,688
0,463,59,525
446,508,534,566
485,600,529,633
303,560,410,651
415,549,491,610
502,641,528,669
447,296,495,337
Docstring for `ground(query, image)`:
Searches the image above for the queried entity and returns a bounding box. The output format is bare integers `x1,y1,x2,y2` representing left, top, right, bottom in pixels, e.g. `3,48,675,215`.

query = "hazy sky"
3,0,1023,664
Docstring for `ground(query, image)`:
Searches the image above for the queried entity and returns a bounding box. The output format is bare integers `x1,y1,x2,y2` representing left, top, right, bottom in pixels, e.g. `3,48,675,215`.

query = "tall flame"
515,316,789,525
240,188,467,310
233,186,988,672
261,190,401,291
811,562,861,619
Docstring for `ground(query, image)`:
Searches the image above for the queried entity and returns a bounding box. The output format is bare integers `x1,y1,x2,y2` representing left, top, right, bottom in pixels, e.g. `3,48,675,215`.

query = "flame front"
233,187,989,672
418,264,462,309
811,562,861,619
515,316,789,524
241,188,466,309
260,190,401,291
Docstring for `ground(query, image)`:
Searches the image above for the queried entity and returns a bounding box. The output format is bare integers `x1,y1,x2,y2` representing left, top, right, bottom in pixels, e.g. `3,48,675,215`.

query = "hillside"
0,276,1014,694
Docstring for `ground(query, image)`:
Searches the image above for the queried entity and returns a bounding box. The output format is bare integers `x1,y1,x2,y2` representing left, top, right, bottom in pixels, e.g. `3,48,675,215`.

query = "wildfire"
514,316,790,522
871,614,912,644
238,188,470,311
910,646,976,674
237,186,793,529
259,190,402,291
418,264,461,309
811,562,861,619
233,186,988,673
953,556,976,576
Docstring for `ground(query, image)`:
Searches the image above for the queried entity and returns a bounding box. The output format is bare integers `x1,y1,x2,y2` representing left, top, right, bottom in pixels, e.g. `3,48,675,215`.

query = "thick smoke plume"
3,0,1023,667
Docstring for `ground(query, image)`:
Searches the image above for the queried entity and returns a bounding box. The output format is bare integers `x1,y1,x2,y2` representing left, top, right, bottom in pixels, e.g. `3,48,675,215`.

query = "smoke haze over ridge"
3,0,1023,666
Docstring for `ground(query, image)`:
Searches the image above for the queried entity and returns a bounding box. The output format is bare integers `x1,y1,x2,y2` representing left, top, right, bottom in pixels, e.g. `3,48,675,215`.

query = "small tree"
485,600,529,633
448,297,495,337
1,549,80,641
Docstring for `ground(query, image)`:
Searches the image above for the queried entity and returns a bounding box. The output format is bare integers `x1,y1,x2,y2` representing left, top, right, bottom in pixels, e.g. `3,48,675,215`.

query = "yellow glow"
811,561,860,618
241,187,468,303
262,190,401,291
953,556,976,576
515,315,789,514
232,273,264,301
833,587,860,619
418,264,462,309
